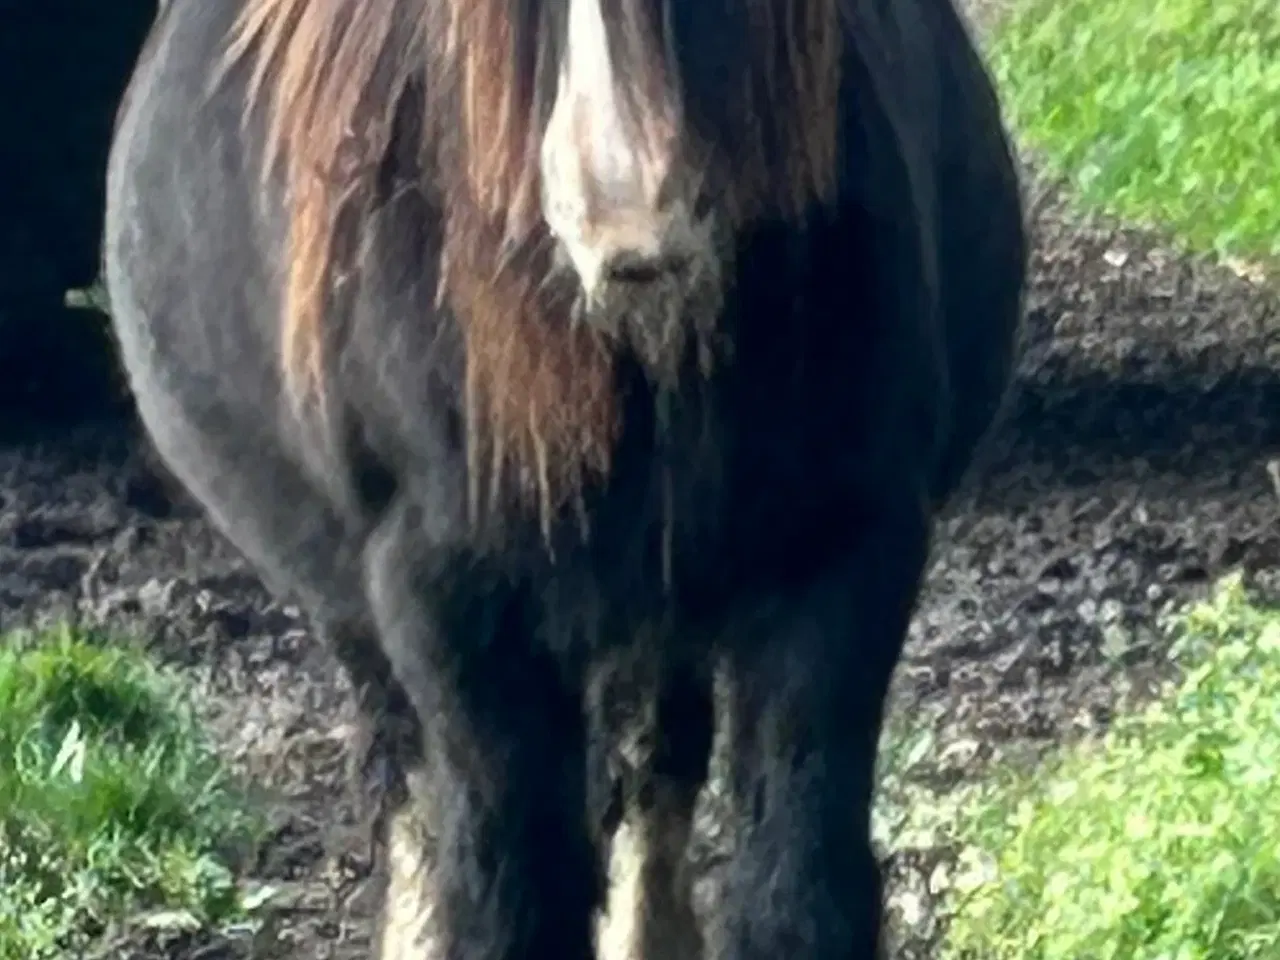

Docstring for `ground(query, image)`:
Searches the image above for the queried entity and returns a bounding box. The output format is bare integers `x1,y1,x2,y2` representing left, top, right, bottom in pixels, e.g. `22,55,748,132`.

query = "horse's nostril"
603,252,690,284
608,259,664,284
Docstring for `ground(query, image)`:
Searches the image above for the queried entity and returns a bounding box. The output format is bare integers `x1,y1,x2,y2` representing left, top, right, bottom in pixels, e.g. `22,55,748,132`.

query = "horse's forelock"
535,0,843,221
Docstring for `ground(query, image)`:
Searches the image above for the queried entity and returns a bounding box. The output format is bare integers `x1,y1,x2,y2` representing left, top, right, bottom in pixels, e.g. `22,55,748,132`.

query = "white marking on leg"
596,788,703,960
379,792,440,960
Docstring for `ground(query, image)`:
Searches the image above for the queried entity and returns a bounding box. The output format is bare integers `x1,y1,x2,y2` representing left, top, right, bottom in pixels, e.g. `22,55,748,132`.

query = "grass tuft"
0,626,268,960
988,0,1280,268
942,573,1280,959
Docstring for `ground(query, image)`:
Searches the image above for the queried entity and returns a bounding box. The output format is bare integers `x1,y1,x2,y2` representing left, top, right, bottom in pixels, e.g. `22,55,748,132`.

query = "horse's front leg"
713,489,932,960
364,499,603,960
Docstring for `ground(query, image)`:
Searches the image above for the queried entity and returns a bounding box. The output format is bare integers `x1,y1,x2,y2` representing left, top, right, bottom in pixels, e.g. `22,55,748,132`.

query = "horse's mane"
217,0,842,529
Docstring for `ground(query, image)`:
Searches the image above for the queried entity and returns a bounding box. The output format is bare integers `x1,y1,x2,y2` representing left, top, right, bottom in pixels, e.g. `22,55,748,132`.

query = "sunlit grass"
989,0,1280,270
941,574,1280,958
0,627,270,960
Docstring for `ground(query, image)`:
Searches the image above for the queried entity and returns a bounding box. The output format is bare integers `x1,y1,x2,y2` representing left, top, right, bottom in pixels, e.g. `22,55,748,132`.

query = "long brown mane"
216,0,842,529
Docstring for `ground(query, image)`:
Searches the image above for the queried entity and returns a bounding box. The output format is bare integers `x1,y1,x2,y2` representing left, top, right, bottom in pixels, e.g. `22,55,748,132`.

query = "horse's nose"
602,247,692,285
538,0,698,297
540,121,702,298
540,107,698,296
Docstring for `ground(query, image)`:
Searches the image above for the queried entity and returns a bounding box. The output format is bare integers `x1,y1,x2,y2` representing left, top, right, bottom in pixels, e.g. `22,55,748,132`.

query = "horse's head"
534,0,843,359
224,0,844,520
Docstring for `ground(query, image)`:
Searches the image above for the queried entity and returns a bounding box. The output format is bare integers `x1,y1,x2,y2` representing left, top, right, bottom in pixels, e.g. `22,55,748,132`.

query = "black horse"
102,0,1026,957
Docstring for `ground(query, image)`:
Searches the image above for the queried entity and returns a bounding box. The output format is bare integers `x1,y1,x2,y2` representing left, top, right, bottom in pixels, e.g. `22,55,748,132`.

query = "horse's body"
103,0,1026,957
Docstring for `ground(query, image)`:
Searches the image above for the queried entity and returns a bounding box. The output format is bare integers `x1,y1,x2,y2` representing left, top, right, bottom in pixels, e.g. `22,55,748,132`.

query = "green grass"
940,573,1280,959
0,626,270,960
987,0,1280,267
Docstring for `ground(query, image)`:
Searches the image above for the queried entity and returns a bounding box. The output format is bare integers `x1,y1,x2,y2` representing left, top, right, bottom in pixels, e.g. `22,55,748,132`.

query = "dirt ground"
6,10,1280,960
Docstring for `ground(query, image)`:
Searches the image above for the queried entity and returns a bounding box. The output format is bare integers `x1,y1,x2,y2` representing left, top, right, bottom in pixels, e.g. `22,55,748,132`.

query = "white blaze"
540,0,678,294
